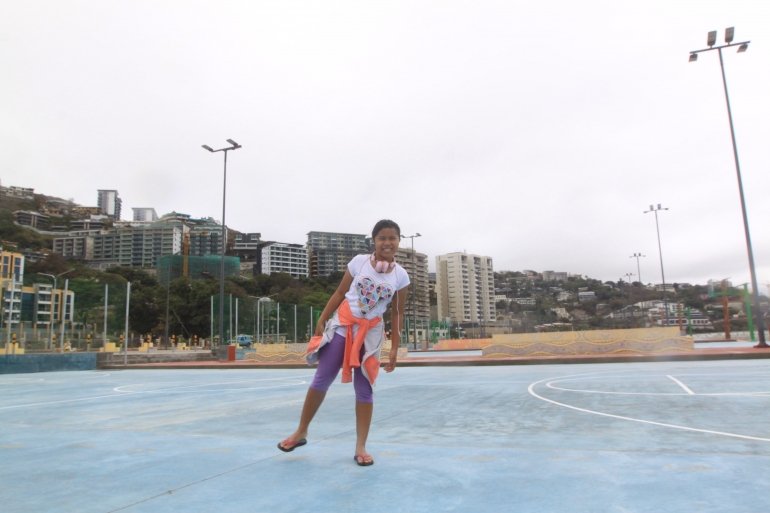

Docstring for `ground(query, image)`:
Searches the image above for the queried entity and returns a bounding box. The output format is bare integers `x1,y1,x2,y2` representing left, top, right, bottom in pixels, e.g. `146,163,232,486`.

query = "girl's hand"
384,349,397,373
314,322,324,337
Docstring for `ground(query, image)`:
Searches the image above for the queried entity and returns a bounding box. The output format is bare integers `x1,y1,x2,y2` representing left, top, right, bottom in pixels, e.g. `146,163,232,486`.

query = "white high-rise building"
435,252,495,324
258,242,309,279
97,190,122,220
394,248,430,320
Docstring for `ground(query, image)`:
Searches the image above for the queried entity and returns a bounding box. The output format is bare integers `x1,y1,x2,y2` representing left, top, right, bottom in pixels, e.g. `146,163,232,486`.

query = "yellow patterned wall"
244,341,408,363
432,339,492,351
483,327,693,358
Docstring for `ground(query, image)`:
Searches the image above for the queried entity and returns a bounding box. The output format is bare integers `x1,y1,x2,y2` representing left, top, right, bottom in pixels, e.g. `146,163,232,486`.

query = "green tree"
301,291,331,309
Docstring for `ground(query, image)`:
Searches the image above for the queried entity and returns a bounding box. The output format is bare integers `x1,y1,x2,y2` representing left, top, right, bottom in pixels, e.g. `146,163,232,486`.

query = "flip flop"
277,438,307,453
354,453,374,466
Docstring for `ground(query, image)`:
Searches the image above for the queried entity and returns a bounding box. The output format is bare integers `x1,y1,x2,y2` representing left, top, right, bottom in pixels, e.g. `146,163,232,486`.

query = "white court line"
667,375,695,395
136,381,307,393
546,381,770,396
0,376,312,410
0,392,139,410
528,371,770,443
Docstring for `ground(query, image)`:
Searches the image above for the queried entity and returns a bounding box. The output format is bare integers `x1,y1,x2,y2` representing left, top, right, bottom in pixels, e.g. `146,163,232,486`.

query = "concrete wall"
97,352,216,367
0,353,98,374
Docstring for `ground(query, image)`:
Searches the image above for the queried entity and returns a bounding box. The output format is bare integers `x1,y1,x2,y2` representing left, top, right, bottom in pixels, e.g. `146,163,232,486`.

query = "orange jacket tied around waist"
306,300,382,386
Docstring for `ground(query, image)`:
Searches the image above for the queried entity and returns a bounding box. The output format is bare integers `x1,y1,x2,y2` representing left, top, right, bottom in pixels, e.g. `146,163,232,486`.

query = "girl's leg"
280,334,345,448
353,350,374,462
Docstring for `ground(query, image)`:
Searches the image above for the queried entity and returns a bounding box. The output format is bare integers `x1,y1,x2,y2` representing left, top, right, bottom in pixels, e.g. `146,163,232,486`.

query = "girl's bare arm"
314,270,354,336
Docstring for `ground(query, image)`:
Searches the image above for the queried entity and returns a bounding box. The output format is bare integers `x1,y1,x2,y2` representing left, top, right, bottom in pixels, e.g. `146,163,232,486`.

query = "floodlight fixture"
226,139,241,147
737,43,748,53
725,27,734,43
202,145,214,152
707,30,717,47
689,53,698,62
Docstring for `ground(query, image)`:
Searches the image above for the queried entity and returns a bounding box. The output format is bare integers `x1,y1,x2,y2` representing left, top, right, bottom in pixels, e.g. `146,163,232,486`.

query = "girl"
277,219,410,466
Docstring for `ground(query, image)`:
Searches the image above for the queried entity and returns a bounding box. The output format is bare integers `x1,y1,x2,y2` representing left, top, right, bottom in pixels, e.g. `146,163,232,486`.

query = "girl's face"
374,227,400,261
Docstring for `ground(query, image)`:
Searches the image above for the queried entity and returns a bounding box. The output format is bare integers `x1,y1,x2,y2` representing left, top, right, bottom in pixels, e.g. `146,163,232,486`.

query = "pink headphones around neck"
371,252,395,273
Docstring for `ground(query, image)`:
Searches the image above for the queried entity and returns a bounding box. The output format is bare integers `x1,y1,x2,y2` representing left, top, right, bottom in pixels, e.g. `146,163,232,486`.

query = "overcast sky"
2,1,769,289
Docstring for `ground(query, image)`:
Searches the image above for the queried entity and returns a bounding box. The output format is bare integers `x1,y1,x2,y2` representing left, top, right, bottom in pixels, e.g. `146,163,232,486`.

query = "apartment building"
258,242,309,278
231,233,261,276
14,211,50,230
6,186,35,200
53,236,94,260
158,213,226,257
0,249,73,327
70,219,105,232
86,222,183,268
189,224,225,256
435,252,496,324
307,231,368,277
97,190,122,220
132,208,158,222
394,248,430,320
72,206,102,217
541,271,568,282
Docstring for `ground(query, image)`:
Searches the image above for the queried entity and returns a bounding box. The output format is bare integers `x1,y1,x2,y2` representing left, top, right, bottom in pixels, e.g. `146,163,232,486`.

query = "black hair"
372,219,401,239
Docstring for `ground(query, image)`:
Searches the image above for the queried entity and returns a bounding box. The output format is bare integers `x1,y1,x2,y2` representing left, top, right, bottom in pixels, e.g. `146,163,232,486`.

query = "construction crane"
182,233,190,277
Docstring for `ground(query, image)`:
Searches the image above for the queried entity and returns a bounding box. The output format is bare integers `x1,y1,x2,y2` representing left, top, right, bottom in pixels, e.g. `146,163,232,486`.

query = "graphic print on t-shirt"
357,276,394,317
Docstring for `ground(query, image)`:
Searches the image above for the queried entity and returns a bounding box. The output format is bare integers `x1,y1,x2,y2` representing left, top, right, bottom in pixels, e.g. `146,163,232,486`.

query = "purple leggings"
309,332,373,403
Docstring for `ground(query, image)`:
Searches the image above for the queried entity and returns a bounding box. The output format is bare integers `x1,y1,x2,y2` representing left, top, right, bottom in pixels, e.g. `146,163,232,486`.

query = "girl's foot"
278,430,307,452
354,453,374,466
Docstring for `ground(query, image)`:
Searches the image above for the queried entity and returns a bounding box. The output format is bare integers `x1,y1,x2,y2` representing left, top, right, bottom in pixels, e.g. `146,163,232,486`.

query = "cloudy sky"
2,1,769,289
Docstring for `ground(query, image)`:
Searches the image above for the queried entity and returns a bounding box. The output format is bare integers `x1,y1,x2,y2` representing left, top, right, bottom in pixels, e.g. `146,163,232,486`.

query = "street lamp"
622,272,635,328
401,233,422,349
202,139,242,349
38,269,74,351
248,294,277,344
689,28,767,348
630,253,646,305
644,204,669,327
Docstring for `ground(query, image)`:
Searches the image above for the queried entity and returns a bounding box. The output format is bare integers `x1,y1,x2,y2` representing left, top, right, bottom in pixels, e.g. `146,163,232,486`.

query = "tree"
27,253,69,276
301,291,331,309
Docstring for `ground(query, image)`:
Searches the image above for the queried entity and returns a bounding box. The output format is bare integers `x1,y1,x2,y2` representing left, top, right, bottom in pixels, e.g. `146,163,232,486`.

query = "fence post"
103,284,109,352
124,282,131,366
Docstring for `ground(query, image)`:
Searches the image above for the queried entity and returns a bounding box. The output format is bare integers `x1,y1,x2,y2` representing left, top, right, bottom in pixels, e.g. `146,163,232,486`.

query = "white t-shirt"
334,254,410,336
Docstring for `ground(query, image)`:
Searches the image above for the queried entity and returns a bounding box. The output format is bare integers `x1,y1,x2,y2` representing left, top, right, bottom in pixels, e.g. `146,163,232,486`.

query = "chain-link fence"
210,295,446,348
2,280,131,353
211,296,321,346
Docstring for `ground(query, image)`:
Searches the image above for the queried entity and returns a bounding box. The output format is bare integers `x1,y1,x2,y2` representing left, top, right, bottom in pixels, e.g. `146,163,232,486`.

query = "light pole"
644,204,669,327
630,253,645,305
623,272,635,328
164,268,171,350
401,233,421,349
202,139,242,349
689,28,767,348
38,269,74,351
248,294,277,344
